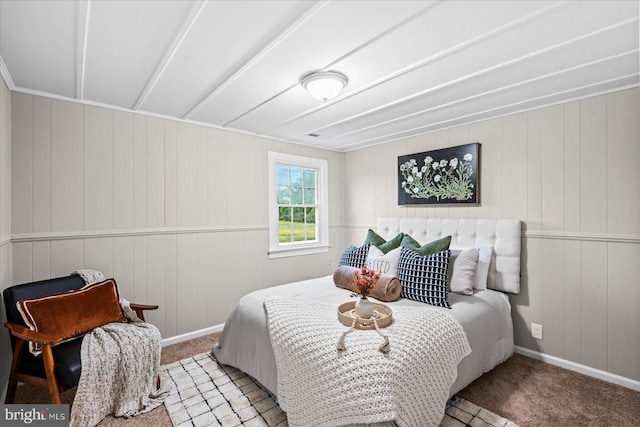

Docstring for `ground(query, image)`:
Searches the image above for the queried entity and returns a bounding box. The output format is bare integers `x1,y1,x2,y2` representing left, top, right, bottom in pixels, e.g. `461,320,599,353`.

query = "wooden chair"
3,275,157,404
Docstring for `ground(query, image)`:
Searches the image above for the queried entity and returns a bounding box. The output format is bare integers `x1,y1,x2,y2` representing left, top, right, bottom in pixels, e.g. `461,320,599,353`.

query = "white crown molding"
323,47,639,145
338,77,640,151
339,83,640,152
514,346,640,392
8,85,341,152
338,74,639,149
0,54,15,90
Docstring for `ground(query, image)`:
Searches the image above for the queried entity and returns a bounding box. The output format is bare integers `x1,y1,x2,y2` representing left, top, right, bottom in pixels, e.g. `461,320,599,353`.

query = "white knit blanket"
264,297,471,427
69,315,170,426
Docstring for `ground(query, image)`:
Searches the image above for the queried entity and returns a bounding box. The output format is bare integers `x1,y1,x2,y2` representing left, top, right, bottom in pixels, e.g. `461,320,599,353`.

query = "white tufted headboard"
377,217,522,294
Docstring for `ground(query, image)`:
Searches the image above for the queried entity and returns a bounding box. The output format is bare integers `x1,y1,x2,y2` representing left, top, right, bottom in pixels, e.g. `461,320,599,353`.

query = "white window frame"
268,151,329,258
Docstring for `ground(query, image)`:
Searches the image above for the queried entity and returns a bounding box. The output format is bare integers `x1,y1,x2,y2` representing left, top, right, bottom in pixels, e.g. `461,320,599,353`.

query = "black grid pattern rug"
161,352,519,427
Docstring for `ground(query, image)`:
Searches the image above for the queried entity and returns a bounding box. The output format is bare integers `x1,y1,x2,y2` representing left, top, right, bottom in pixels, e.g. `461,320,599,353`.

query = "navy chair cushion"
19,338,84,386
3,275,87,386
3,275,86,326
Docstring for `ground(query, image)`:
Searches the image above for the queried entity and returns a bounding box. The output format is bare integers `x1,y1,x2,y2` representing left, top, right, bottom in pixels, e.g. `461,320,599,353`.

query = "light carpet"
161,353,518,427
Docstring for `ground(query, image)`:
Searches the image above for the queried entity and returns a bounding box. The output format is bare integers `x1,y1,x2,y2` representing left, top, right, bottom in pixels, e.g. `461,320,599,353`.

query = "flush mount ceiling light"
301,71,348,102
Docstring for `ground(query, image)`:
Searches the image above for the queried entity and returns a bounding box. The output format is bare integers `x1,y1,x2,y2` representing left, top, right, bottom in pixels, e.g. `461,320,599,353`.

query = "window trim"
268,151,329,258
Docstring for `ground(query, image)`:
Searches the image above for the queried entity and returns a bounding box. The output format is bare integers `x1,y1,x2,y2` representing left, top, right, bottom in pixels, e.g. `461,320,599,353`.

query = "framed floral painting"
398,143,480,205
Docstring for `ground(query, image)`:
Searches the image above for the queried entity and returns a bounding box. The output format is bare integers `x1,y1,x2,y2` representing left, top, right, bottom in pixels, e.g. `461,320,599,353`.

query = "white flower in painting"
424,156,433,163
434,175,441,182
464,153,473,161
407,176,414,183
402,181,406,187
450,158,458,168
412,187,419,193
432,162,439,169
416,172,422,178
439,159,447,167
421,166,427,172
412,167,418,174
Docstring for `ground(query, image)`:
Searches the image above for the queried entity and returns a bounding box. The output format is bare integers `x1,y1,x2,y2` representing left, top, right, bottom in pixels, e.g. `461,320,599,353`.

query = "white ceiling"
0,0,638,152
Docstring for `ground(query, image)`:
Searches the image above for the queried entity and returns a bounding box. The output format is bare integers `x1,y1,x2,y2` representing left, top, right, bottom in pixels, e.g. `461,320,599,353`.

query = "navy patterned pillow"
397,246,451,308
338,244,371,268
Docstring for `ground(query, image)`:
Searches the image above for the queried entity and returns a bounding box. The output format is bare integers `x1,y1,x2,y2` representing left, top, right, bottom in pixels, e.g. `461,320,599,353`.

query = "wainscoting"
10,226,345,337
343,87,640,383
7,91,345,338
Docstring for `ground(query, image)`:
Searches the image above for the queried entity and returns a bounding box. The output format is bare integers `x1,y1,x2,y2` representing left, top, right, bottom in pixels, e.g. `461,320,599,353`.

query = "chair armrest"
129,303,159,311
4,322,63,346
129,303,159,322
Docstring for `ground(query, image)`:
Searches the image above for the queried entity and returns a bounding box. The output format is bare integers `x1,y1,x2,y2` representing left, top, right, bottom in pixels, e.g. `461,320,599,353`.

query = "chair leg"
5,340,25,403
41,345,62,404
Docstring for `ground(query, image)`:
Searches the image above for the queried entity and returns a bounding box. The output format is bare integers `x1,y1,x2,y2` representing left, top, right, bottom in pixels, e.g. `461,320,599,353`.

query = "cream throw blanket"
69,301,170,427
265,297,471,427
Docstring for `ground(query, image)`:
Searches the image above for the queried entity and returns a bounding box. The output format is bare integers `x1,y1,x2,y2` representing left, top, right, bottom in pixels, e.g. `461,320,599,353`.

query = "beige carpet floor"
12,333,640,426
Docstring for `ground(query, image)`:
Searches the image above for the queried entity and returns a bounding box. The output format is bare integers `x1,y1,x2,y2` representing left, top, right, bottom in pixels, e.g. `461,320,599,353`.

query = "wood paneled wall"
3,85,638,389
9,93,345,338
343,88,640,382
0,76,12,401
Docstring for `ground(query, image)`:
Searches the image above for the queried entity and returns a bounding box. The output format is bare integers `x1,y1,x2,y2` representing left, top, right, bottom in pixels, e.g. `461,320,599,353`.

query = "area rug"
161,352,519,427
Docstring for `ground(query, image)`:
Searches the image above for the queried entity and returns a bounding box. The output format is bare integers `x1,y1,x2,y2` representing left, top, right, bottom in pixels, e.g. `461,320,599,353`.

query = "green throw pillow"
363,229,403,254
401,235,452,256
363,229,386,247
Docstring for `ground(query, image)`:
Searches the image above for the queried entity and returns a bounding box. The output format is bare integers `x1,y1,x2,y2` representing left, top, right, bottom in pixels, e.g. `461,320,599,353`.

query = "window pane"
305,224,317,241
277,186,290,204
292,207,305,224
279,224,292,243
291,168,303,186
292,224,306,241
304,188,315,204
279,207,291,222
305,207,316,224
276,166,290,186
304,169,315,188
291,187,303,204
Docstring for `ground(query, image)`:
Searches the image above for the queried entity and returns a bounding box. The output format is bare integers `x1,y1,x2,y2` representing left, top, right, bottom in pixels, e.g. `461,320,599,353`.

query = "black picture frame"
398,143,480,205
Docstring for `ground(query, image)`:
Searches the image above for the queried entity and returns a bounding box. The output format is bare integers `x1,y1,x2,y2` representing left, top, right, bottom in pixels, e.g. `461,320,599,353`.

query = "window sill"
268,244,330,259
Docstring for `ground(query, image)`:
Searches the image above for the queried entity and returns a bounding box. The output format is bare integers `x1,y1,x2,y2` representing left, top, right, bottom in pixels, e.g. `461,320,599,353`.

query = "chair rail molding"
345,223,640,244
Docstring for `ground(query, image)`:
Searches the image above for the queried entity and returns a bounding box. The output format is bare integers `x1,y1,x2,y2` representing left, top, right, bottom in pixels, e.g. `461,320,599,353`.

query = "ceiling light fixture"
301,71,348,102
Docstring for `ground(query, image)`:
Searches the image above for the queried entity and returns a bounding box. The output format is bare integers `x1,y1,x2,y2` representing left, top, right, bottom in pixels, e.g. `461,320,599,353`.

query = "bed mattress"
212,274,514,398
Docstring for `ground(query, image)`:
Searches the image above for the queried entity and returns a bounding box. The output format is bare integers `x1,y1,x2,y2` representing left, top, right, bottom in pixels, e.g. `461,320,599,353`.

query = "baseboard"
514,346,640,392
161,323,224,347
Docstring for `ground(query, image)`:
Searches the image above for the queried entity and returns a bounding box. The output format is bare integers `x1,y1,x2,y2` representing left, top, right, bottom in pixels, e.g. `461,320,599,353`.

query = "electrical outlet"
531,323,543,340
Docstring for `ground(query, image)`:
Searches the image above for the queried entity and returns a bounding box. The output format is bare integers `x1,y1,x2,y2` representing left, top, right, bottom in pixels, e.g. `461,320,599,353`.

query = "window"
268,152,329,258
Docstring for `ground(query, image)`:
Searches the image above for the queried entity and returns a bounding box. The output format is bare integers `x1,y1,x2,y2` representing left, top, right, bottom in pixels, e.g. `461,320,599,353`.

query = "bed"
213,217,521,425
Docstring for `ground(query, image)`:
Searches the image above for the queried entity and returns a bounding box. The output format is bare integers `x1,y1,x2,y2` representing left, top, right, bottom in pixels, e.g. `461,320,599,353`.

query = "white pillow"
366,245,401,277
474,246,493,290
448,248,479,295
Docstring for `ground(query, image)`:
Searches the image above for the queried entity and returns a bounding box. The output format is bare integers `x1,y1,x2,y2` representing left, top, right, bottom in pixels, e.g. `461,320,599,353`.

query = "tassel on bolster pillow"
333,266,402,302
